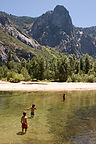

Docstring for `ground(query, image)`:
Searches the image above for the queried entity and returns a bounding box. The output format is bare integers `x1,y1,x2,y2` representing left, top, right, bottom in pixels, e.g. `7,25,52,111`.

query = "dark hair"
23,111,26,116
32,104,35,108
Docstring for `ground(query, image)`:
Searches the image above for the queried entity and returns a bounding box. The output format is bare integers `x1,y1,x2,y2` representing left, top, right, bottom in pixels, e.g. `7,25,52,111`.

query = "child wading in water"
26,104,37,117
21,111,28,133
63,94,66,101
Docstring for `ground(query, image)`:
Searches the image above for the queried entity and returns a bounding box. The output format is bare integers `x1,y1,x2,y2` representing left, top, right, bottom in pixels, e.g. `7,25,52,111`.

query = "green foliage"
7,60,15,70
44,70,54,80
93,77,96,82
21,67,31,81
75,61,80,74
0,65,8,79
42,46,57,58
85,74,95,82
57,56,70,81
7,71,24,82
93,62,96,73
0,53,96,83
69,54,76,74
7,60,21,73
21,58,27,68
67,76,72,82
7,51,12,62
28,56,45,80
1,77,7,81
0,67,4,79
88,69,95,76
84,54,92,74
80,57,84,71
71,74,82,82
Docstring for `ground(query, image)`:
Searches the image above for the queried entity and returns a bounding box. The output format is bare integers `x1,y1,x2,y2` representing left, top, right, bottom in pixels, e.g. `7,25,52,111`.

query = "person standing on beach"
21,111,28,133
25,104,37,117
63,94,66,101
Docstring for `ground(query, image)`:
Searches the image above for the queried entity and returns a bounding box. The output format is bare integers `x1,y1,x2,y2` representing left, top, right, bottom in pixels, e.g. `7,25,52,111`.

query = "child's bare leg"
25,128,27,133
31,115,34,118
22,128,24,133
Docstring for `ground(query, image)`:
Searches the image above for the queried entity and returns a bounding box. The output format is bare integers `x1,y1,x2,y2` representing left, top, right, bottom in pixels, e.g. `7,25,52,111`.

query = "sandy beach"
0,81,96,91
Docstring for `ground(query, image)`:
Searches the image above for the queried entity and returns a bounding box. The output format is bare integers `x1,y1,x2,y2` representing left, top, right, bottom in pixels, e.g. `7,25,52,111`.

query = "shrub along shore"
1,53,96,83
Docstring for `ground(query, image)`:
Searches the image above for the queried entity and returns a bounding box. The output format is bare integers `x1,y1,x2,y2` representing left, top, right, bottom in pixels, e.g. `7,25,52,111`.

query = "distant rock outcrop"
30,5,96,57
0,14,41,62
30,5,73,47
0,14,41,49
0,14,43,62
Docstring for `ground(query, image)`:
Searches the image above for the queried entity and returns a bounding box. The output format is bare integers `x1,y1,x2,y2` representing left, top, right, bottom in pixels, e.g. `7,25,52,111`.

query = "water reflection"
0,91,96,143
47,91,96,144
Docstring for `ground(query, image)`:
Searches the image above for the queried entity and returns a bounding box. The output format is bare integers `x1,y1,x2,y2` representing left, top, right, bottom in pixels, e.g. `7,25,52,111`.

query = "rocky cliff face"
0,5,96,62
0,14,42,62
74,28,96,56
30,5,96,57
55,28,96,57
30,5,73,47
0,14,40,49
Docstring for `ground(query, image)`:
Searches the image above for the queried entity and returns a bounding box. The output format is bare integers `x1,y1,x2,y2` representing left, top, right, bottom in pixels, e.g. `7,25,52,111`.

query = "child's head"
23,111,26,116
32,104,35,108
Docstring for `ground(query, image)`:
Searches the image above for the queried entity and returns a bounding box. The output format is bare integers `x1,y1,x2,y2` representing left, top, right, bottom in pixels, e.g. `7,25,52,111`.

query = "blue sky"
0,0,96,28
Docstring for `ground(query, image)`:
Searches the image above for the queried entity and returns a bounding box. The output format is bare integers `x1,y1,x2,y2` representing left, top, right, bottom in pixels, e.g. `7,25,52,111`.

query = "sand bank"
0,81,96,91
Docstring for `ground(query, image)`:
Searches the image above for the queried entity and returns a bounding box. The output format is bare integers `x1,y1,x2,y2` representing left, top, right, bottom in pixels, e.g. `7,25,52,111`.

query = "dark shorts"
31,112,34,116
22,123,27,129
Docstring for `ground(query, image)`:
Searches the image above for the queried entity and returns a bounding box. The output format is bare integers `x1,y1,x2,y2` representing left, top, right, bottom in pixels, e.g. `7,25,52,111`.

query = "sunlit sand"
0,81,96,91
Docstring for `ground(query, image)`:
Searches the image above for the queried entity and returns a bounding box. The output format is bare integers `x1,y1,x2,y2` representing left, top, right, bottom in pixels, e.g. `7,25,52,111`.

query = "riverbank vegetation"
0,53,96,83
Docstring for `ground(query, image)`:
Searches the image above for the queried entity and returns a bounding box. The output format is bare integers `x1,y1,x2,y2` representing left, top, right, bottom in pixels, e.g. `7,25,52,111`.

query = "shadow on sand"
16,131,25,135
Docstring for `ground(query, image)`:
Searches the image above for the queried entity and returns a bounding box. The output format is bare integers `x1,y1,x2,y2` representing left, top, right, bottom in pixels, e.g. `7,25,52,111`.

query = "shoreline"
0,81,96,92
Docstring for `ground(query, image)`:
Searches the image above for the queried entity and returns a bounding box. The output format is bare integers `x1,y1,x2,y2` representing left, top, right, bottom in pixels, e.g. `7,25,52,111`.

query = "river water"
0,91,96,144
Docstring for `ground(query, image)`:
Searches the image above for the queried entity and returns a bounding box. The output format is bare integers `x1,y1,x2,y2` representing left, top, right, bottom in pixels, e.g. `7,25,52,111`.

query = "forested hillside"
0,5,96,82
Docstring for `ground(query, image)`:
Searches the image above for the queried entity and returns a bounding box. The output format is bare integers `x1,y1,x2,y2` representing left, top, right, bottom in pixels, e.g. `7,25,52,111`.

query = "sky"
0,0,96,28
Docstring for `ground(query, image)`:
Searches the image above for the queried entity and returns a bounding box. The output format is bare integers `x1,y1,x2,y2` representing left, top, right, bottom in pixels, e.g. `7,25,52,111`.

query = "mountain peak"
52,5,73,34
31,5,73,47
54,5,69,15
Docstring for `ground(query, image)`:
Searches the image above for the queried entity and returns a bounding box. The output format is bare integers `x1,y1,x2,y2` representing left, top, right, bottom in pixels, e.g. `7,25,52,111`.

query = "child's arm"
24,107,31,110
21,117,22,123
